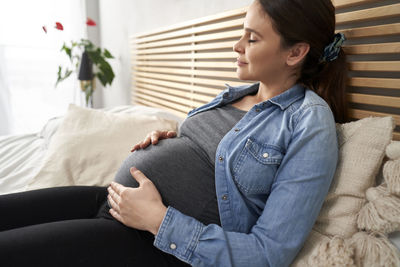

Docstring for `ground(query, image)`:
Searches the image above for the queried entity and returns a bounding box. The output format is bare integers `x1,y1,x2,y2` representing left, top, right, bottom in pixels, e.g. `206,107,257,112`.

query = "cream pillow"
27,104,178,190
291,116,395,266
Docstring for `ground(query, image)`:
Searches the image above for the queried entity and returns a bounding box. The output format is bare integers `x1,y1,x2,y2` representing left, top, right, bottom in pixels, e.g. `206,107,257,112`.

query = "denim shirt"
154,83,339,267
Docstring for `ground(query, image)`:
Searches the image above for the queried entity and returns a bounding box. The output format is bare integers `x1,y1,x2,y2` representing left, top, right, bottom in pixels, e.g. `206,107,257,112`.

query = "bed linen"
0,105,183,195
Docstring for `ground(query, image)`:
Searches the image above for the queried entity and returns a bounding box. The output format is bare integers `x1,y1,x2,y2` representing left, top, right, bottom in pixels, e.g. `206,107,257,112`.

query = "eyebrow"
244,27,263,38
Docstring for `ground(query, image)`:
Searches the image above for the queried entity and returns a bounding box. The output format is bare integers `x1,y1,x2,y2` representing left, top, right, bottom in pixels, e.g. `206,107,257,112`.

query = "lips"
236,58,248,67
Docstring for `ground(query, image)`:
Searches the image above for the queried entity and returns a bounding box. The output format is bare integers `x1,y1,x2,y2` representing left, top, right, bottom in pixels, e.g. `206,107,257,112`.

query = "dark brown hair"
258,0,348,123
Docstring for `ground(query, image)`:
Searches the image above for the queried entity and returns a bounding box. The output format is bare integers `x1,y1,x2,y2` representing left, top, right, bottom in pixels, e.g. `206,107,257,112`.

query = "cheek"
247,49,271,72
248,48,285,75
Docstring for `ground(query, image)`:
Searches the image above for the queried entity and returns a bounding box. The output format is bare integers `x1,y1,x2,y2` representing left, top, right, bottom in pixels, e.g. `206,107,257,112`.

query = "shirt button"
170,243,177,250
263,152,269,158
223,93,229,99
222,195,228,200
255,108,261,112
234,128,240,132
219,156,224,162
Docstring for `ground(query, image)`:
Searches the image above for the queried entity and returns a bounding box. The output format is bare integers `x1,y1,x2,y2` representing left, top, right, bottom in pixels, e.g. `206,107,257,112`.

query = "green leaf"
55,67,73,87
103,49,113,58
97,61,115,86
61,44,72,60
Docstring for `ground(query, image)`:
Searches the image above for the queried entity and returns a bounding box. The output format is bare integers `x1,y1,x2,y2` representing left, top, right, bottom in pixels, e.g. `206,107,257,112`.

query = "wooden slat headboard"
130,0,400,140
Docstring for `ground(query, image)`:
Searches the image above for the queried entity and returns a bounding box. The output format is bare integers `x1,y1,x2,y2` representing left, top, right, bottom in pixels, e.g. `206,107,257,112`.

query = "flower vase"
80,79,95,108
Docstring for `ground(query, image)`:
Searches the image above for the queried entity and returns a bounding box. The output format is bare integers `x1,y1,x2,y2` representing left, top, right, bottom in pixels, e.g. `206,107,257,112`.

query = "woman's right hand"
130,130,177,152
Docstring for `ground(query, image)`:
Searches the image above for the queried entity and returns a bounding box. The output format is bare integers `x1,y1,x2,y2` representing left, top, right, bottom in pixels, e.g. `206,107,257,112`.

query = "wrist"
150,205,168,235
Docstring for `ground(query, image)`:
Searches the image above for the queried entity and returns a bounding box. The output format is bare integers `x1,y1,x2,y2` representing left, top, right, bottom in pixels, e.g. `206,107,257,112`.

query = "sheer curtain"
0,46,13,135
0,0,87,135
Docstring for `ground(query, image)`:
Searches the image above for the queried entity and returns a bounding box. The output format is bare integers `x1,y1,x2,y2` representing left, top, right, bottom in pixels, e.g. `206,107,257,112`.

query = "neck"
256,73,298,102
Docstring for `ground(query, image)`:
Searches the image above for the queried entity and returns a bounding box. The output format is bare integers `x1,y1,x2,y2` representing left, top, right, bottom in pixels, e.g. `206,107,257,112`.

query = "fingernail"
130,167,137,172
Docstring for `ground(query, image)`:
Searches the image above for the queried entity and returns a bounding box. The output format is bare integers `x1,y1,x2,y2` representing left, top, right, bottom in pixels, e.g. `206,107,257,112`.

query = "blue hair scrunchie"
319,32,346,63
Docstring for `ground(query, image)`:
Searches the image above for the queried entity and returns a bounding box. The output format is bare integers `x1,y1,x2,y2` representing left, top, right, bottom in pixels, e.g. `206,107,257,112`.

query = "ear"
286,42,310,67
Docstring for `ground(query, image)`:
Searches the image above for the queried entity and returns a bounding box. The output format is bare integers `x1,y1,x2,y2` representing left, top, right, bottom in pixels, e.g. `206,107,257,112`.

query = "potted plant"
56,38,115,107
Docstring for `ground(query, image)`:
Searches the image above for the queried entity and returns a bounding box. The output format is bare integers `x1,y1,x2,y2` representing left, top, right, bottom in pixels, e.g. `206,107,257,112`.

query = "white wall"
98,0,253,108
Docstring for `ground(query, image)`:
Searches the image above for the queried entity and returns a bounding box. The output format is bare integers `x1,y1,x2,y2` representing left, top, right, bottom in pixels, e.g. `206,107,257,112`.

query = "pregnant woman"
0,0,347,266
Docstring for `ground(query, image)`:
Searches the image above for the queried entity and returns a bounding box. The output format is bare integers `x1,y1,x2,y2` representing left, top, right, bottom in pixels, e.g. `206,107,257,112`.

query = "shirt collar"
226,82,305,110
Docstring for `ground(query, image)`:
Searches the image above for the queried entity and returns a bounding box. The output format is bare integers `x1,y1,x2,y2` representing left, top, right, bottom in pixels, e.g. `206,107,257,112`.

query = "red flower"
86,18,96,26
55,22,64,31
42,25,47,33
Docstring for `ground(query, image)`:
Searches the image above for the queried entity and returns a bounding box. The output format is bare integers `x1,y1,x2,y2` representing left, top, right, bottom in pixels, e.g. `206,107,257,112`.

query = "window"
0,0,86,134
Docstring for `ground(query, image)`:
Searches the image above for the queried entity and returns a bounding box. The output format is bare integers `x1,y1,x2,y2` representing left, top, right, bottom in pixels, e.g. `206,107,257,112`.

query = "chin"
236,70,254,81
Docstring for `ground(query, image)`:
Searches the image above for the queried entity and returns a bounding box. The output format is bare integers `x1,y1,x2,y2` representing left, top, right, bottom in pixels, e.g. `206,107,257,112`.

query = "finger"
109,208,123,223
159,131,170,139
141,136,151,148
110,181,126,195
108,183,122,203
130,144,141,152
107,193,120,213
167,131,177,138
150,131,159,145
130,167,149,185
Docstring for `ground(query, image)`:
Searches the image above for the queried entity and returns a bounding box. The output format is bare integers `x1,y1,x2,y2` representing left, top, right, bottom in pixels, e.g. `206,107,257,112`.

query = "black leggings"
0,186,191,267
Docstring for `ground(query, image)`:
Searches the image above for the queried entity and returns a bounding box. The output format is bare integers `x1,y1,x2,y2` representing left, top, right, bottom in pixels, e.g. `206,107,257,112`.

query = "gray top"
113,104,246,225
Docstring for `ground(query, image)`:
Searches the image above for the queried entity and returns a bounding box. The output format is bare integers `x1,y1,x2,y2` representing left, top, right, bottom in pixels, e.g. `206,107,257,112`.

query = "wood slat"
134,76,224,95
135,82,194,99
135,18,244,44
343,42,400,55
132,60,236,69
134,51,236,60
135,82,215,103
349,108,400,126
133,66,237,79
336,4,400,25
135,91,193,111
134,93,192,113
348,61,400,72
348,93,400,108
134,98,188,118
134,70,244,88
340,23,400,39
135,41,235,55
131,6,247,39
393,132,400,141
332,0,379,9
134,29,242,50
136,87,206,107
135,99,187,118
349,77,400,89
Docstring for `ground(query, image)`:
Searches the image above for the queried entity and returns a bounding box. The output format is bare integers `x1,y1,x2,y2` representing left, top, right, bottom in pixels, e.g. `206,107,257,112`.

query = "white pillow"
27,104,178,189
291,116,394,266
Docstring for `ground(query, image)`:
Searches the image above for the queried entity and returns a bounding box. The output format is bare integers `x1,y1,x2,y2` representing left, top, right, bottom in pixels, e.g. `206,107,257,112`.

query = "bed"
1,0,399,265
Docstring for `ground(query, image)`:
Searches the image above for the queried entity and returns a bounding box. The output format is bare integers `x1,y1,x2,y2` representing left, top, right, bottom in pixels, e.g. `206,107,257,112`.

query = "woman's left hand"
107,167,167,235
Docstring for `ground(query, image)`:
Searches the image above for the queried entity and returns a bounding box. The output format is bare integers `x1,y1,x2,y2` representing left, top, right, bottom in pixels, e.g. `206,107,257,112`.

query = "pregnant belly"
113,137,219,225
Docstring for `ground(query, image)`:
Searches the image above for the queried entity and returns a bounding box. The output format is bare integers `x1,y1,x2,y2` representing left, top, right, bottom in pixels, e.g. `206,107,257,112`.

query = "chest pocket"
232,138,284,195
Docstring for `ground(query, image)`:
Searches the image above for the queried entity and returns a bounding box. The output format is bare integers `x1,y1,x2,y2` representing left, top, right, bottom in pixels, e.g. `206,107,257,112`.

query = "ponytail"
313,48,348,124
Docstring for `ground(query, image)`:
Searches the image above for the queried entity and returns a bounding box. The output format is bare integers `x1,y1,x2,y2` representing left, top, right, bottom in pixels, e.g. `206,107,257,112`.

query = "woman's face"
233,1,290,84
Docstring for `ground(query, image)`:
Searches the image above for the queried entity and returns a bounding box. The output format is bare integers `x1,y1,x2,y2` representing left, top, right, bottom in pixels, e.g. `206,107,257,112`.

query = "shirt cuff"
153,206,204,263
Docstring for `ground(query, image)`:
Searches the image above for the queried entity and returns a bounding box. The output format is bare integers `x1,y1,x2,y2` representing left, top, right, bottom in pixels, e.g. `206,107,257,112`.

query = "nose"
233,37,245,54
